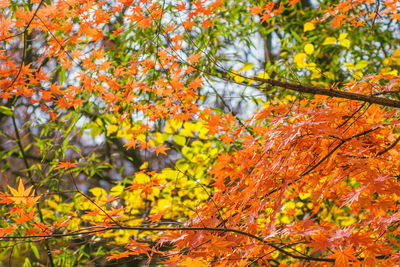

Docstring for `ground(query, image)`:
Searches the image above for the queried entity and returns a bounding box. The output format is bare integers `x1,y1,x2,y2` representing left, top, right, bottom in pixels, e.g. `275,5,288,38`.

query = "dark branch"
251,76,400,109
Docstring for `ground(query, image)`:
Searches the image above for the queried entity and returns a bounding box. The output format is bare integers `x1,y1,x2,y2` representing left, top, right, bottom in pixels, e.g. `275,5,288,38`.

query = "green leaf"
60,68,66,85
31,244,40,260
0,106,13,116
290,29,301,43
90,124,102,138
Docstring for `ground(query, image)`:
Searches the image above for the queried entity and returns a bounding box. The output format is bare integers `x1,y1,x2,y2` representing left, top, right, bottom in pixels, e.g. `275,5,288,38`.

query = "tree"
0,0,399,265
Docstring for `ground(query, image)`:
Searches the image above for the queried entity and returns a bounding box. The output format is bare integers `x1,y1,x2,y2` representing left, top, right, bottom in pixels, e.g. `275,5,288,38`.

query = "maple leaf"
53,217,71,228
332,247,359,266
265,2,275,11
124,139,138,150
126,239,150,256
209,0,223,11
260,13,272,23
202,19,214,28
107,250,133,261
138,140,151,150
8,180,40,207
13,209,35,224
0,226,16,236
152,145,170,155
310,232,331,253
148,211,165,223
183,19,195,29
56,161,77,169
340,188,364,207
288,0,300,6
0,192,13,204
176,2,186,11
0,16,13,39
187,53,201,64
138,17,152,29
250,5,263,15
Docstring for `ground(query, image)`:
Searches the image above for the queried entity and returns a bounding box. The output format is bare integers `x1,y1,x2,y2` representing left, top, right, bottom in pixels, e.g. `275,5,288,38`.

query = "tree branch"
251,76,400,108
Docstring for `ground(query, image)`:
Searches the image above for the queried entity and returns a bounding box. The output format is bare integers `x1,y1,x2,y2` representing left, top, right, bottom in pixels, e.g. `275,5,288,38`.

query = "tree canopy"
0,0,400,266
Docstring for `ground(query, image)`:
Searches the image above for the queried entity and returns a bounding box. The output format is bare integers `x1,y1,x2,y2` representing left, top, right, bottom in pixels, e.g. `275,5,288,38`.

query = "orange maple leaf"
124,139,138,150
56,161,77,169
13,210,35,224
148,211,165,223
0,226,16,236
0,192,14,204
250,5,263,16
107,250,133,261
310,232,331,253
8,180,40,207
202,19,214,28
152,144,170,155
176,2,186,11
288,0,300,6
187,53,201,64
126,239,150,256
183,19,195,29
332,247,359,267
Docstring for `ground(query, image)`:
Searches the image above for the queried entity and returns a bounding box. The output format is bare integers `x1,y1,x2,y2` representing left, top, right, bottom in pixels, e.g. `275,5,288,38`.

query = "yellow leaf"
107,124,118,135
199,127,209,139
294,53,307,68
110,185,125,196
90,187,107,200
352,71,363,80
381,68,398,75
299,192,311,200
306,62,317,71
323,37,337,45
323,71,335,80
340,216,356,226
173,135,186,146
192,154,207,165
344,62,354,70
383,58,392,66
338,33,348,40
393,49,400,58
280,215,291,224
140,161,148,170
285,95,296,101
230,71,245,83
165,120,183,133
340,39,350,48
255,72,270,79
355,60,368,70
392,49,400,65
304,43,314,55
135,173,150,184
304,22,315,32
240,62,254,71
311,71,322,79
169,120,183,132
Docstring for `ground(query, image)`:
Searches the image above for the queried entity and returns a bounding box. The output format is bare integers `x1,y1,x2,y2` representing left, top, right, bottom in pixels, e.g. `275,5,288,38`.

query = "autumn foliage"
1,0,400,266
